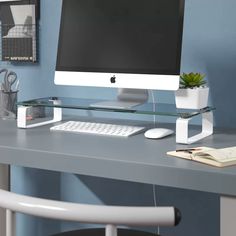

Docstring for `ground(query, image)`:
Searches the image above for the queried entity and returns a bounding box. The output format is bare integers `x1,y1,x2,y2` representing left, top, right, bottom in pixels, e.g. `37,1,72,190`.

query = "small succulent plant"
180,72,206,89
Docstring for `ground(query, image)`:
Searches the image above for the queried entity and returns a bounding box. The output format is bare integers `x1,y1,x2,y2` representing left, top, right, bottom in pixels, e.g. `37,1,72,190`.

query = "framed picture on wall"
0,0,40,62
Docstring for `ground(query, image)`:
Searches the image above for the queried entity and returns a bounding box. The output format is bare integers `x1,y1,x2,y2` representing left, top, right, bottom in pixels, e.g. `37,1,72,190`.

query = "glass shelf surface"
17,97,215,119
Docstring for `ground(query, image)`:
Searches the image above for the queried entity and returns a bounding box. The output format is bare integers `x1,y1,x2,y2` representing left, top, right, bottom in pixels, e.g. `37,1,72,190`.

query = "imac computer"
55,0,185,108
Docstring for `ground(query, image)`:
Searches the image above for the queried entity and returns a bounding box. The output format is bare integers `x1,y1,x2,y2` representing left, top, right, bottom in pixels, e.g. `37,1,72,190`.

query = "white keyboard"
50,121,145,137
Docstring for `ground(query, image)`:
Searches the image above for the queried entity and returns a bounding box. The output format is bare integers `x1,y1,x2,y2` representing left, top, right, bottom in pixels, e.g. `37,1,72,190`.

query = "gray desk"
0,119,235,236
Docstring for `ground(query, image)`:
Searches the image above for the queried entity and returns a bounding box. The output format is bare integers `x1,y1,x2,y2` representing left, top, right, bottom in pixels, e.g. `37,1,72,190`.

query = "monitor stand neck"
90,88,149,109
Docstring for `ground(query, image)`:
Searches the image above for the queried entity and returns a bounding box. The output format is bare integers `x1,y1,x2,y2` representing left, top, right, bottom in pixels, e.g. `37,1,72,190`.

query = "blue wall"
3,0,236,126
181,0,236,127
3,0,236,235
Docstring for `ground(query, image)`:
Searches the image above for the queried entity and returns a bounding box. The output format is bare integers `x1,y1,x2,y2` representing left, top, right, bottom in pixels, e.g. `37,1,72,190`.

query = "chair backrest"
0,189,181,236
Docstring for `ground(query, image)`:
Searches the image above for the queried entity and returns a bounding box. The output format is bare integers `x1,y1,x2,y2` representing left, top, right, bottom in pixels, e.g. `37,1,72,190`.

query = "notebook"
167,146,236,167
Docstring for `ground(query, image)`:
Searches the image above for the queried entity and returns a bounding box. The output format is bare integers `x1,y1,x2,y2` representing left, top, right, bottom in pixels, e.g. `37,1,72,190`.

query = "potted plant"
175,72,209,109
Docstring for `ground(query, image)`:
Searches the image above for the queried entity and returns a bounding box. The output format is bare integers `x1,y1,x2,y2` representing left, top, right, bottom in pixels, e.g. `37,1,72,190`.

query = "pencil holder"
0,90,18,119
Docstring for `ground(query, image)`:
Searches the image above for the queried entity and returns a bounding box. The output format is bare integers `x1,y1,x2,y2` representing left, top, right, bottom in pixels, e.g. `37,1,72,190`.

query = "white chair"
0,189,181,236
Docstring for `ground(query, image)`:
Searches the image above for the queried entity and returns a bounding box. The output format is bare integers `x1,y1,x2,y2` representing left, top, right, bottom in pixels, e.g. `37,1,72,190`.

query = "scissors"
0,69,17,92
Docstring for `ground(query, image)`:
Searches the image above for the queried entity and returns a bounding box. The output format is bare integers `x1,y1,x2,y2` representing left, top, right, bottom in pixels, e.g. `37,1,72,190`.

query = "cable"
152,184,160,235
149,90,157,127
152,184,157,207
149,90,160,235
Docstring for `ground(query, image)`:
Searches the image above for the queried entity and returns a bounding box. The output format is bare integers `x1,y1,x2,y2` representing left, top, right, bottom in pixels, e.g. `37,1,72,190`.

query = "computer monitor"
55,0,185,108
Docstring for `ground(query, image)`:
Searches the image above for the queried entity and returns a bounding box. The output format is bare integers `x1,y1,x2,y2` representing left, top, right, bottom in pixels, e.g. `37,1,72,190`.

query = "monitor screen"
55,0,185,90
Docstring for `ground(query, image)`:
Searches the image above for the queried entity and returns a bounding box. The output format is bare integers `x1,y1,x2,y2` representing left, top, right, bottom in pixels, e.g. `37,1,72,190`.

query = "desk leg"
0,164,9,236
221,196,236,236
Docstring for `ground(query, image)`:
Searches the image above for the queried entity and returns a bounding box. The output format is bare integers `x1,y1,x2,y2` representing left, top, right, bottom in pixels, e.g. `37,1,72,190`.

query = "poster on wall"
0,0,39,62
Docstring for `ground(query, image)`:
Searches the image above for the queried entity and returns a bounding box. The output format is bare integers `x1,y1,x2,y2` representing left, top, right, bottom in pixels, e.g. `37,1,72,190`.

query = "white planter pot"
175,87,209,109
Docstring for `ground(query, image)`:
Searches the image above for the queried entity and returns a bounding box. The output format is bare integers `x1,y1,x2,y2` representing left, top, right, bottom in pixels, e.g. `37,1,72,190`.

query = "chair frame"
0,189,180,236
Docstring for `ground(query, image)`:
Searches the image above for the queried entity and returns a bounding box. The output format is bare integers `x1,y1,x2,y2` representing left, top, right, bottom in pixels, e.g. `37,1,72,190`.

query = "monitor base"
90,88,149,109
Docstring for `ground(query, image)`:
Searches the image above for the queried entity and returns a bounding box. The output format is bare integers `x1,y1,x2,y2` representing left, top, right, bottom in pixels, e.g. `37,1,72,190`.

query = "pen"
176,148,202,154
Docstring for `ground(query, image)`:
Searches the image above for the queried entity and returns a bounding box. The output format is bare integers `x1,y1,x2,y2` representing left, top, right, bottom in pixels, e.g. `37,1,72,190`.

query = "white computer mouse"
144,128,174,139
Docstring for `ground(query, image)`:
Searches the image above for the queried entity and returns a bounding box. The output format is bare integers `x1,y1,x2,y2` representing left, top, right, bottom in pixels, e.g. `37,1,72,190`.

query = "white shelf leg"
17,100,62,129
176,111,213,144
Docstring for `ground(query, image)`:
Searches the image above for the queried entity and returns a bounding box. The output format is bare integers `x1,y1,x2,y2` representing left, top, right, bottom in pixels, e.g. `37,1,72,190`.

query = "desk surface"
0,119,236,196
